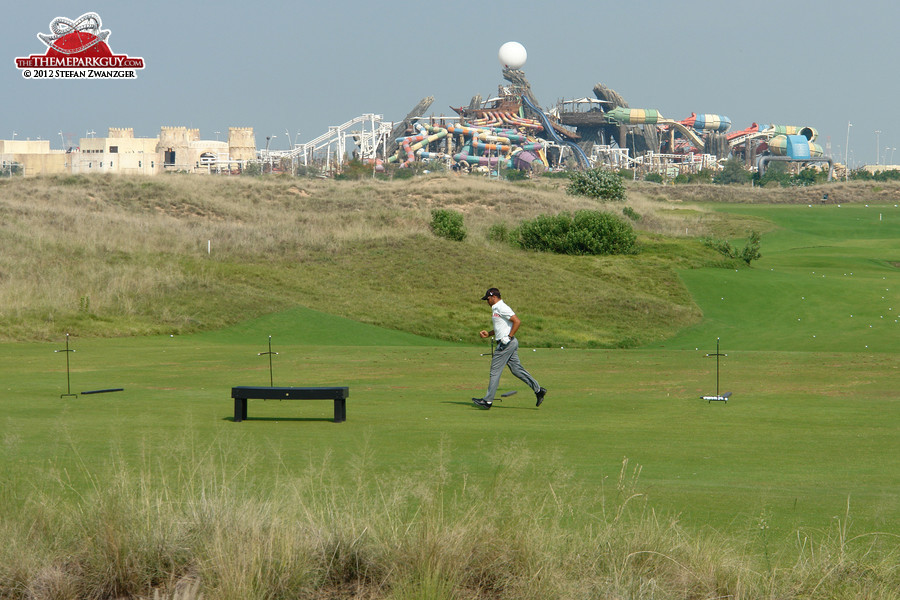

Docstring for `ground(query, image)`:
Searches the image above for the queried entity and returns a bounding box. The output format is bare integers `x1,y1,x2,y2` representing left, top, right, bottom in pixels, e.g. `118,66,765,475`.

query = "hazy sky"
3,1,897,166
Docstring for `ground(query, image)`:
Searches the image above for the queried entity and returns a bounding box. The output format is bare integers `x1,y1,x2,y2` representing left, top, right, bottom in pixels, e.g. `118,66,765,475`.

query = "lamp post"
265,135,276,173
58,131,64,149
844,121,852,179
875,130,882,166
892,147,897,166
290,130,300,176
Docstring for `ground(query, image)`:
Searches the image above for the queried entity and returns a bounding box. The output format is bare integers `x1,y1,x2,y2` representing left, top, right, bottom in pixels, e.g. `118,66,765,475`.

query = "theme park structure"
270,43,833,179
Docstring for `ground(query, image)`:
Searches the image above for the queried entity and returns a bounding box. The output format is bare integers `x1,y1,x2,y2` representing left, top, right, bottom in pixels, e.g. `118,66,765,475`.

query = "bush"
513,210,637,256
241,162,262,176
715,157,751,185
753,161,791,187
504,168,528,181
566,168,627,201
704,230,762,265
487,223,510,243
396,168,418,180
540,170,570,179
622,206,641,221
849,168,900,182
335,159,373,180
430,209,467,241
644,172,664,184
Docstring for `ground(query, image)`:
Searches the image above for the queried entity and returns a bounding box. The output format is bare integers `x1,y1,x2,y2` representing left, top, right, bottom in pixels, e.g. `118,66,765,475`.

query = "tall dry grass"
0,173,729,341
1,435,897,600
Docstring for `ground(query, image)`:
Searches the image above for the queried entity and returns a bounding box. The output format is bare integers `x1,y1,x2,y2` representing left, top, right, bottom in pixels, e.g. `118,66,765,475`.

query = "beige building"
0,139,67,176
157,126,257,173
157,127,214,172
861,164,900,174
1,126,256,176
71,128,159,175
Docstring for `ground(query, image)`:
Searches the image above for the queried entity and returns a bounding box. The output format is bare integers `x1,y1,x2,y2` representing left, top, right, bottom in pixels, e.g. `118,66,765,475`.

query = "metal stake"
702,337,731,403
258,335,278,387
55,333,77,399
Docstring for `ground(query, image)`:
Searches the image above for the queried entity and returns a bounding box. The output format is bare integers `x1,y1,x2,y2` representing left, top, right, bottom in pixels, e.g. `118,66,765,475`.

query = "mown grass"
660,203,900,352
2,315,899,598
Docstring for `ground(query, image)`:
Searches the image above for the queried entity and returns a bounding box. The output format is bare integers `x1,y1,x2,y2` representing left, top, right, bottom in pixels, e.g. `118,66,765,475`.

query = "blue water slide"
521,94,589,168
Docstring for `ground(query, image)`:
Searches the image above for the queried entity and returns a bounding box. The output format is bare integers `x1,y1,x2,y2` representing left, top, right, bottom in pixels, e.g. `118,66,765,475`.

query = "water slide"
443,124,546,169
521,94,589,168
659,120,705,151
388,123,447,166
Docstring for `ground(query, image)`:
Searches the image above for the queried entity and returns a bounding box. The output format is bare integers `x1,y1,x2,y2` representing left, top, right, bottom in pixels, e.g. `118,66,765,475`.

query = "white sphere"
498,41,527,70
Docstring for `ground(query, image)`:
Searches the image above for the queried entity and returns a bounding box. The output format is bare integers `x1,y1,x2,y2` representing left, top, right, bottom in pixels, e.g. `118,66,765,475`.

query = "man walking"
473,287,547,409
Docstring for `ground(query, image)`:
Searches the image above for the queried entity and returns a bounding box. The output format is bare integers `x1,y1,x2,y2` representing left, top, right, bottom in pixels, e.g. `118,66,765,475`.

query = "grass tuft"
2,439,898,599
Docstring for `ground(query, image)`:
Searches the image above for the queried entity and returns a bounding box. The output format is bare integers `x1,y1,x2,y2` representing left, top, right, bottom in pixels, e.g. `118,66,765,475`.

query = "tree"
566,168,627,201
714,157,750,185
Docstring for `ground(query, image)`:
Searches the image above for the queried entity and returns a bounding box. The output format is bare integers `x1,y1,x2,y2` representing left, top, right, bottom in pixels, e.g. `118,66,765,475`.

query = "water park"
271,42,834,180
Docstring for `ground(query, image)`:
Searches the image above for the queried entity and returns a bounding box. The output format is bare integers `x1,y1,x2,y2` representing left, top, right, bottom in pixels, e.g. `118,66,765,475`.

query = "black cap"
481,287,501,300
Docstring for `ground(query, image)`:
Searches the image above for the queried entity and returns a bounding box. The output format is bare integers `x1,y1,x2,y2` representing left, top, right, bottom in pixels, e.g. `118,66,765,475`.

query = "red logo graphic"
15,12,144,79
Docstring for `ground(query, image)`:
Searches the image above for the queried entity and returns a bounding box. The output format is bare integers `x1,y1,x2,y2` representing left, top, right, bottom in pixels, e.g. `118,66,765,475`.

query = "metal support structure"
264,114,392,174
756,155,834,181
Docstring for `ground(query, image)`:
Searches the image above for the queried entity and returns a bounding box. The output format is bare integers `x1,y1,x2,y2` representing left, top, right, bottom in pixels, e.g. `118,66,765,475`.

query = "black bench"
231,386,349,422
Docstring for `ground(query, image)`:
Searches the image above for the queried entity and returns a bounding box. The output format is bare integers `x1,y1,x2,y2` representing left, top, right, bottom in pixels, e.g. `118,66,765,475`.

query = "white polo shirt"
491,300,515,344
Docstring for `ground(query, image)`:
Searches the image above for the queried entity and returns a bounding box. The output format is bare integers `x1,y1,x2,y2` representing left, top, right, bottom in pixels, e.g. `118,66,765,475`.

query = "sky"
2,1,898,167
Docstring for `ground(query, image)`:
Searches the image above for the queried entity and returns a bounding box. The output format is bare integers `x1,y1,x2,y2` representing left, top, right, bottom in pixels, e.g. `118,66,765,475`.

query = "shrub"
690,169,714,183
487,223,510,243
540,170,570,179
753,161,791,187
504,168,528,181
513,210,637,256
566,168,626,201
644,172,664,184
335,159,373,180
391,167,416,180
622,206,641,221
715,157,751,185
422,159,446,173
430,209,467,241
704,230,762,265
241,162,262,176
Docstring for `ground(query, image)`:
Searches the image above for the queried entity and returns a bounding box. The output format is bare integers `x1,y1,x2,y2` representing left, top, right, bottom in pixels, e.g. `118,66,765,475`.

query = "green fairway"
4,305,899,543
661,203,900,351
3,198,900,598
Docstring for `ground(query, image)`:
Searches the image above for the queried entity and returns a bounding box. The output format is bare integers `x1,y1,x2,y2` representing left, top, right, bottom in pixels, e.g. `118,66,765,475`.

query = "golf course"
1,174,898,599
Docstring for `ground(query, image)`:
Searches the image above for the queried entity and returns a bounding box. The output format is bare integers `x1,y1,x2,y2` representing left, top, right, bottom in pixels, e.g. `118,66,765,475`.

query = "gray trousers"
484,338,540,402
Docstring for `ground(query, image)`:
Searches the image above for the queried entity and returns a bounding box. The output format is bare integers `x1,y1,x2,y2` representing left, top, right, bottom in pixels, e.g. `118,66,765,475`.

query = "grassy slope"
0,173,745,347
